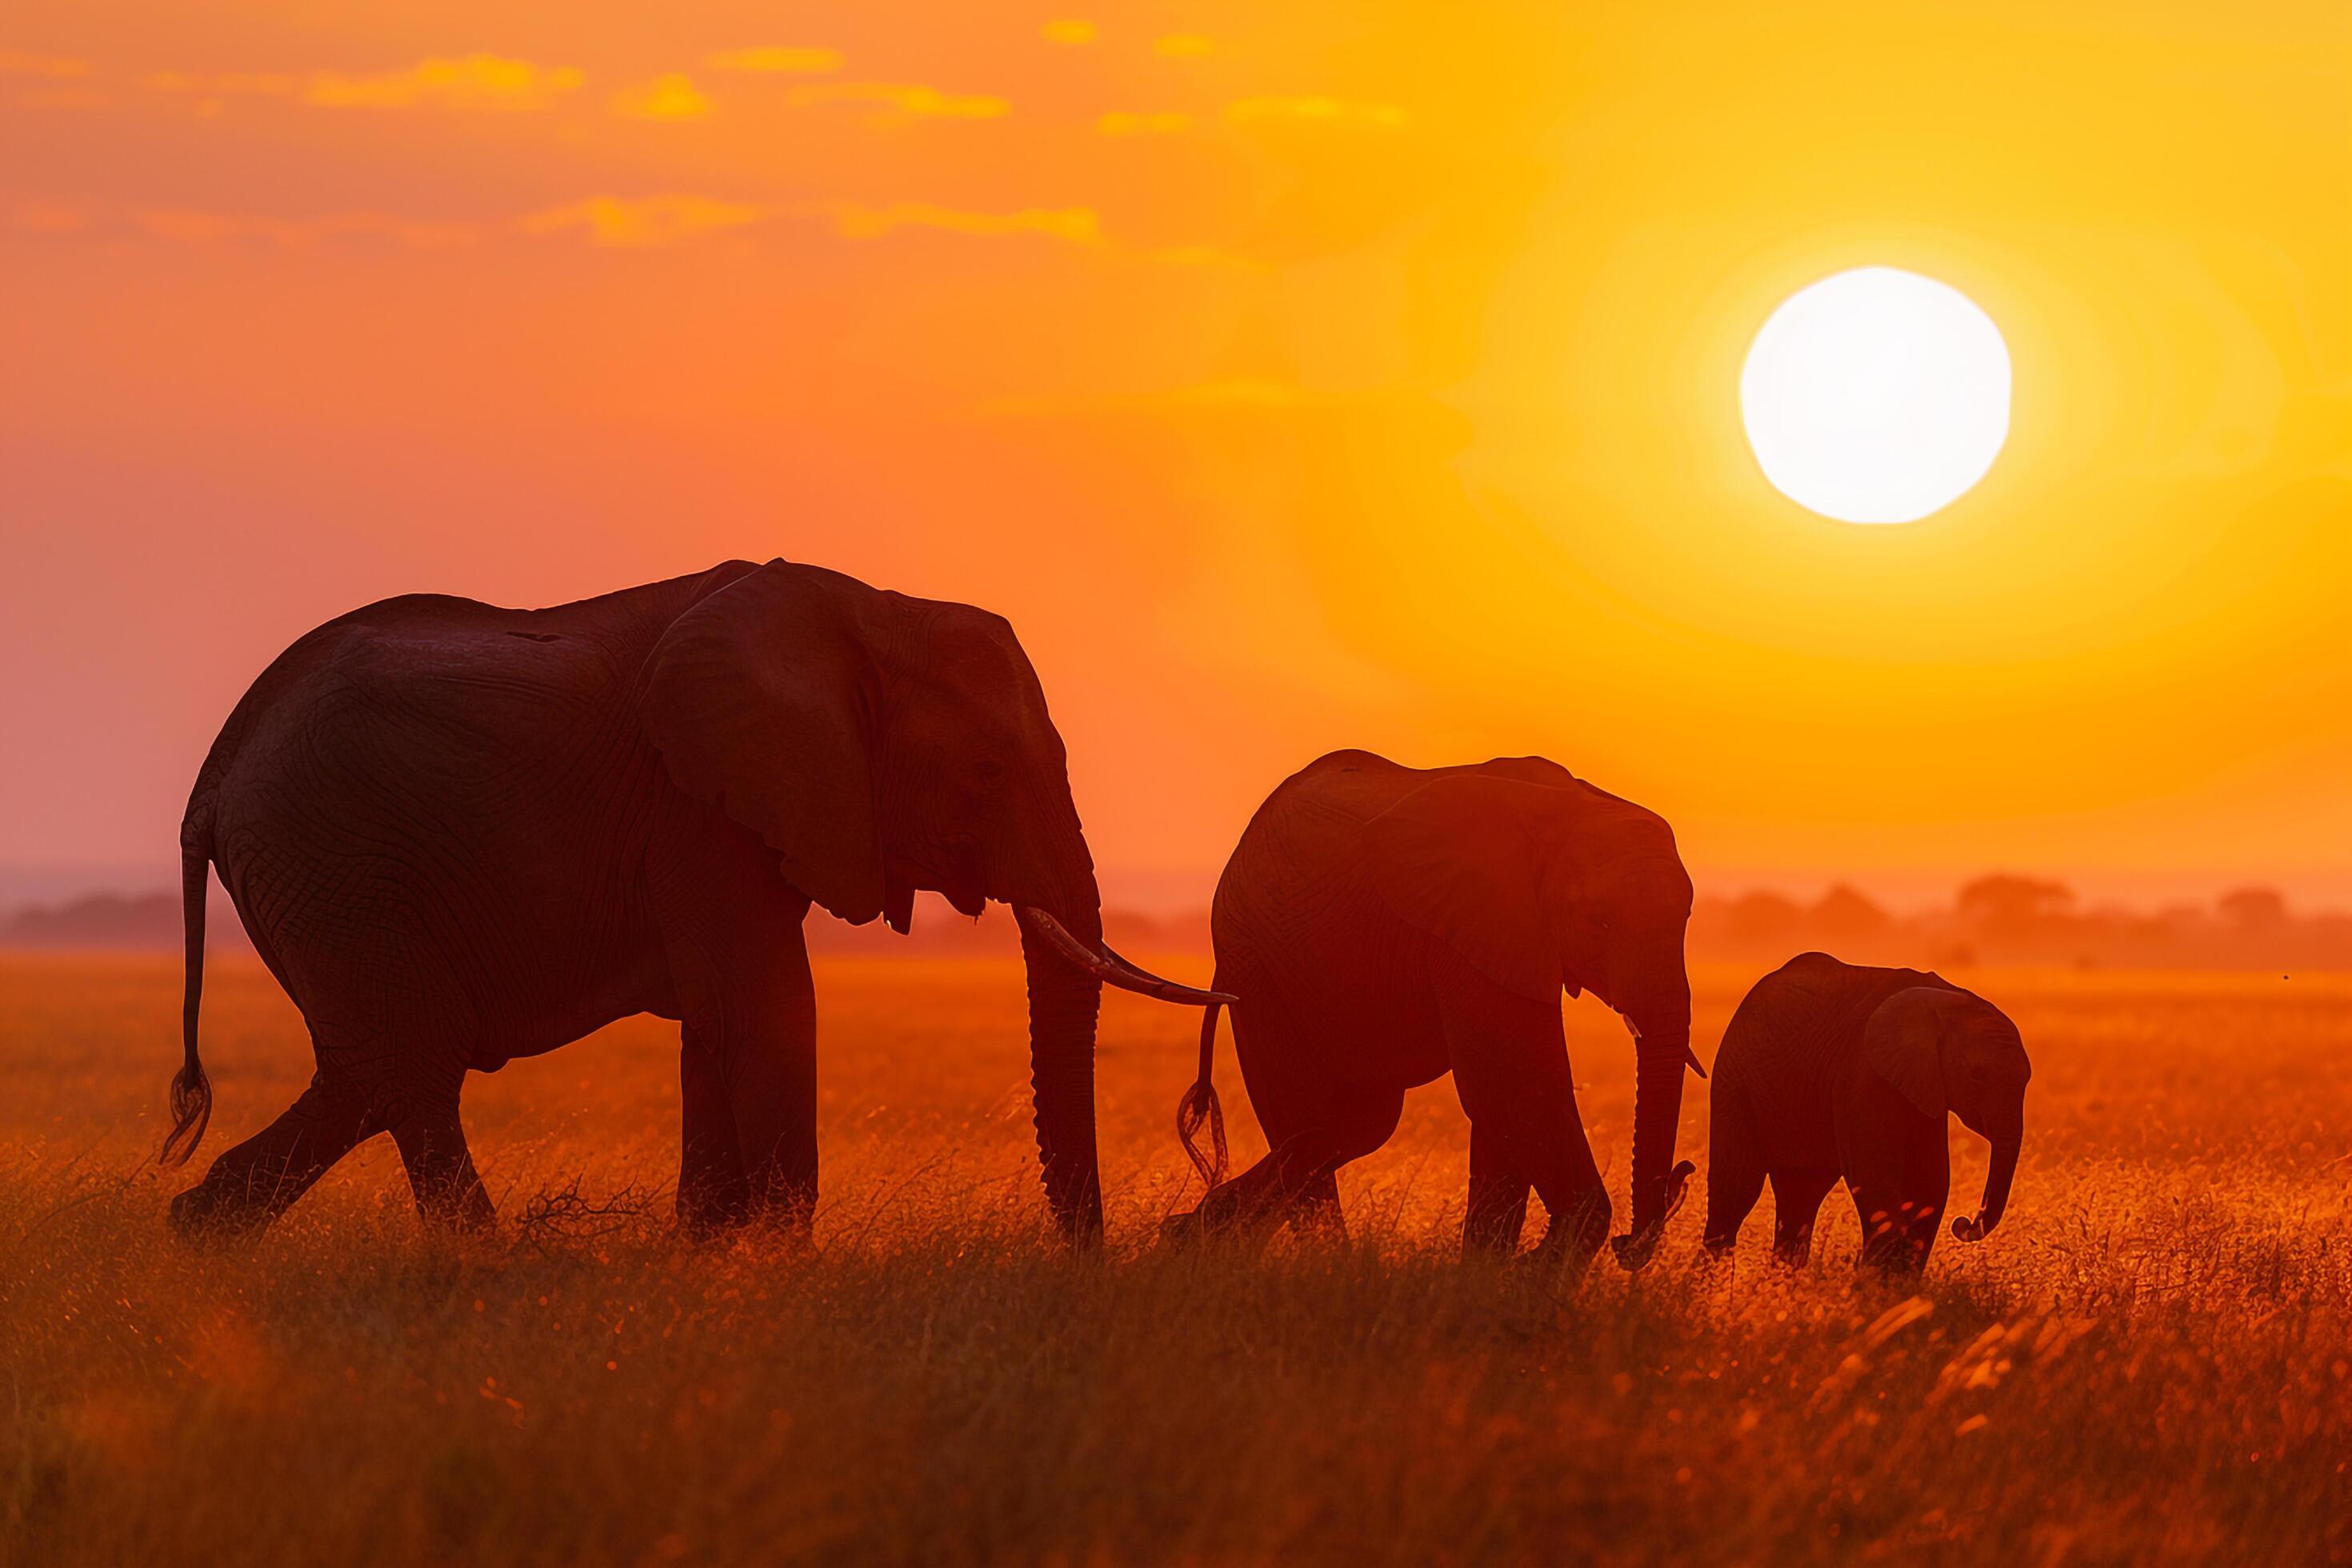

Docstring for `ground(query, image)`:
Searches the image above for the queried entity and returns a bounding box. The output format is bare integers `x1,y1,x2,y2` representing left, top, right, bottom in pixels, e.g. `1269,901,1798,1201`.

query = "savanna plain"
2,953,2346,1566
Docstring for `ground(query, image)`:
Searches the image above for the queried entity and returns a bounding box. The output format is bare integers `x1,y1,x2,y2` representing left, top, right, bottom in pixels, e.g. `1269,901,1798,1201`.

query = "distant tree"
1810,883,1890,940
2216,886,2289,930
1956,874,2076,933
1725,890,1804,945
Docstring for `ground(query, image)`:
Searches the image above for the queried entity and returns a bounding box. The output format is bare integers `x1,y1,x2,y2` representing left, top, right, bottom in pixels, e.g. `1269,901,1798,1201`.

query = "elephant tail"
1175,999,1230,1192
159,830,214,1167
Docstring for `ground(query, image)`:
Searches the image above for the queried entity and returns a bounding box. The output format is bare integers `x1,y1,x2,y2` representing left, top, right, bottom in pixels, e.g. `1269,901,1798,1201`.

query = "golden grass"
3,954,2348,1565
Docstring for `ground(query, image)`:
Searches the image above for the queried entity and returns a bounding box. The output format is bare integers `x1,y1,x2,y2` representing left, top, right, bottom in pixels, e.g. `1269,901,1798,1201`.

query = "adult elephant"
1170,751,1702,1268
162,558,1226,1239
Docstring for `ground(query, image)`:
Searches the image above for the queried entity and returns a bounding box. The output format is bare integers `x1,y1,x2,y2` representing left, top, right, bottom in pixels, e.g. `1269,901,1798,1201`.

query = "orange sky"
4,2,2348,911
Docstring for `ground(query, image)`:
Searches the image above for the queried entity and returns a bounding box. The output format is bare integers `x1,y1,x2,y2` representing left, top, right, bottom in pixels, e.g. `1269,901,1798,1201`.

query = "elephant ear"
638,560,886,925
1862,987,1954,1122
1364,774,1560,1005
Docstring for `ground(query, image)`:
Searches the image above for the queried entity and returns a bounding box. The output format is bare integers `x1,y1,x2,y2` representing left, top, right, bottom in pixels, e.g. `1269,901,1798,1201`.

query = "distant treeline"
1689,876,2351,973
3,875,2345,971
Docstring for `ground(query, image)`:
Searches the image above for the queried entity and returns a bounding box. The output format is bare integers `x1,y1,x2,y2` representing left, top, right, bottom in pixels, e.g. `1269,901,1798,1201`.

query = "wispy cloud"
610,74,711,120
12,203,481,246
828,203,1098,245
148,210,478,246
982,378,1312,417
1153,35,1213,58
10,200,94,234
142,56,582,110
1145,243,1260,270
306,55,582,109
707,46,842,74
18,191,1122,254
1041,21,1096,45
12,86,104,110
1097,110,1188,136
143,70,298,96
1226,96,1406,128
0,49,87,78
514,194,764,247
789,81,1007,121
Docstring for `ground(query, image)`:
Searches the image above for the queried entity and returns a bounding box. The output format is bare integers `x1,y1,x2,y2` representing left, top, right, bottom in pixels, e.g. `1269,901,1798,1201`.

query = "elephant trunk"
1013,878,1236,1241
1016,872,1106,1243
1628,1038,1694,1237
1953,1115,2022,1243
1616,963,1698,1268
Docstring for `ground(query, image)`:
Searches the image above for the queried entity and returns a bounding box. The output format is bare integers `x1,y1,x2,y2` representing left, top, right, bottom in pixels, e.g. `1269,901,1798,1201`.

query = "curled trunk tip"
1954,1122,2021,1243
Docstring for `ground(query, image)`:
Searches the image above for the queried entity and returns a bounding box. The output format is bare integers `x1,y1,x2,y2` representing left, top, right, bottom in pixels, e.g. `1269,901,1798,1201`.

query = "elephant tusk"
1622,1014,1709,1079
1019,907,1238,1007
1098,938,1185,987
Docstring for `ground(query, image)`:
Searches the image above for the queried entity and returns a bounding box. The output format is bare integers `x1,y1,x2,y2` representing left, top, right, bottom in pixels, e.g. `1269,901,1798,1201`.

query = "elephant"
1165,750,1704,1268
160,558,1227,1239
1700,952,2030,1271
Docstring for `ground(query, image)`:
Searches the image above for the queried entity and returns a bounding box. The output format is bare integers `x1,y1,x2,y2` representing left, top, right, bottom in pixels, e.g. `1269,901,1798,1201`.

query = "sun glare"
1741,266,2011,524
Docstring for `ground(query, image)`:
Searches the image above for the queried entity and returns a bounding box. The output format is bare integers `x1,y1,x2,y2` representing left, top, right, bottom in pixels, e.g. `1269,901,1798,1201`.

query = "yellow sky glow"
2,1,2346,909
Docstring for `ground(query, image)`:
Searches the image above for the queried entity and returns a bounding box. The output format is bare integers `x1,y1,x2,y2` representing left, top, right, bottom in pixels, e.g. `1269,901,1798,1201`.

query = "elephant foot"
1503,1240,1564,1275
167,1182,277,1245
1518,1211,1611,1279
1158,1201,1285,1252
1158,1207,1212,1249
680,1208,817,1251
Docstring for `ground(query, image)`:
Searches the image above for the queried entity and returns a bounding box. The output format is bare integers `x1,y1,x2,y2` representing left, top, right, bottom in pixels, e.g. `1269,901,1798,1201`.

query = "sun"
1740,266,2011,524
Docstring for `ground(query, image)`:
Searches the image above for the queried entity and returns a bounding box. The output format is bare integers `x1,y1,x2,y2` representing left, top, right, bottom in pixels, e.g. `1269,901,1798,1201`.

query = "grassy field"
2,953,2347,1565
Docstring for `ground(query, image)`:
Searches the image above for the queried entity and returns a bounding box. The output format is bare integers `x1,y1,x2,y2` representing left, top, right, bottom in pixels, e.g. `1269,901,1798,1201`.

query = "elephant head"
1863,987,2030,1243
638,558,1228,1238
1364,762,1699,1264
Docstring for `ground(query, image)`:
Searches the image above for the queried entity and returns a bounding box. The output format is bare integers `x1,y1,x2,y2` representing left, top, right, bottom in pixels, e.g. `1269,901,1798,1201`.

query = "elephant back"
1717,954,1958,1169
1212,754,1444,1050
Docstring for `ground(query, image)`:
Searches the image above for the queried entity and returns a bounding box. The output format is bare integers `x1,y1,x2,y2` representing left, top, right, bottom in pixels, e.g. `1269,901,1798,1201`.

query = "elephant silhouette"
1165,750,1702,1269
161,558,1227,1240
1702,952,2029,1271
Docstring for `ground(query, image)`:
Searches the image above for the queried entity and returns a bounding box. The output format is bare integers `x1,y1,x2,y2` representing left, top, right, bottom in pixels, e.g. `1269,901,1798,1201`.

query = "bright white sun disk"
1740,266,2010,524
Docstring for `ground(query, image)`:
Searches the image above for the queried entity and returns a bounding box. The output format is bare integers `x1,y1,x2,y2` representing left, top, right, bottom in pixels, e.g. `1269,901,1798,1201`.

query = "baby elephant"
1703,953,2029,1272
1166,750,1704,1268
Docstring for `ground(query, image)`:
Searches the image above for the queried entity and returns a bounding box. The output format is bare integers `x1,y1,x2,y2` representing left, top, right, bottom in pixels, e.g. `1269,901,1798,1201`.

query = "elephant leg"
678,1022,751,1230
1188,1081,1397,1238
1293,1086,1401,1238
1183,1150,1290,1233
661,882,819,1232
1845,1078,1952,1273
170,1072,380,1237
1767,1167,1839,1266
1446,986,1610,1266
1289,1170,1346,1241
718,965,819,1226
1464,1122,1532,1256
1700,1091,1766,1260
1849,1156,1950,1274
387,1090,495,1231
673,1004,816,1230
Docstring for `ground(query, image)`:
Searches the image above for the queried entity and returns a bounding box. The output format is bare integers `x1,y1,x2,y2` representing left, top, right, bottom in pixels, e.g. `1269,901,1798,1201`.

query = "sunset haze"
6,1,2347,910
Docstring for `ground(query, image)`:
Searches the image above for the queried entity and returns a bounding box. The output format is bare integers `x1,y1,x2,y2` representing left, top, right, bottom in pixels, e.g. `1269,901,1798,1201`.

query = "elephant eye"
974,758,1006,786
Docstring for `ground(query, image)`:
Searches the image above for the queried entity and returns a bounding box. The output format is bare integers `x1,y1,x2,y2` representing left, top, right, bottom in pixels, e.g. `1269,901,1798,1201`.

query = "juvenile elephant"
1702,952,2030,1271
162,558,1226,1240
1169,751,1703,1267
